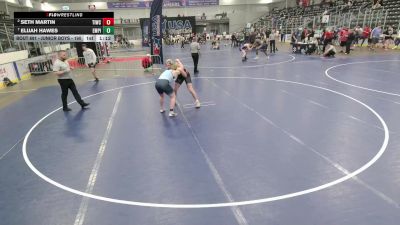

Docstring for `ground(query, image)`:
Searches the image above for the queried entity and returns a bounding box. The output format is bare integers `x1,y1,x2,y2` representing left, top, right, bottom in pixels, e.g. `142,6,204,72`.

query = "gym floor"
0,43,399,225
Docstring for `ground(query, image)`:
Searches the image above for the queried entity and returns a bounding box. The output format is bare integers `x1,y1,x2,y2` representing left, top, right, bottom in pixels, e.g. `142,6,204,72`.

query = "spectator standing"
345,29,355,54
322,28,334,52
231,33,237,47
280,30,286,42
384,26,394,50
354,25,363,46
274,29,280,51
269,29,277,53
309,29,315,41
291,32,298,44
370,25,382,51
301,28,308,42
339,27,349,53
393,29,400,49
360,25,371,47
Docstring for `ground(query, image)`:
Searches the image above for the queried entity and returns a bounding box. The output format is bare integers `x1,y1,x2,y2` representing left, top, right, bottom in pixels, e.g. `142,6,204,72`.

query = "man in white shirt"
269,29,277,53
82,44,99,82
180,36,185,48
53,50,89,111
190,37,200,73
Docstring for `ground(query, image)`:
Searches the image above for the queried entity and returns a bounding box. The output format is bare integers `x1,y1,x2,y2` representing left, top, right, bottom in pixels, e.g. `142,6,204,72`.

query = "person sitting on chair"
3,77,16,87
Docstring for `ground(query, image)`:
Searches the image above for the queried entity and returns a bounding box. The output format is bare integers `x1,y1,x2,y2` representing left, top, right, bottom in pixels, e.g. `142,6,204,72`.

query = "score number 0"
103,18,114,26
102,18,115,35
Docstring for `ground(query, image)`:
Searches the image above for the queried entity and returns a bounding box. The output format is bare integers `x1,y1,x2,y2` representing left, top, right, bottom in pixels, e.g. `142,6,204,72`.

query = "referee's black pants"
345,40,353,54
58,79,84,109
192,53,199,72
269,40,276,53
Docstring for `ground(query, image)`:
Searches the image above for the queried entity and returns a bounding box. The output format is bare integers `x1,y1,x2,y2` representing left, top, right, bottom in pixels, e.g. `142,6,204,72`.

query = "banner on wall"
107,0,218,9
140,18,150,47
141,16,195,38
0,63,18,83
162,16,195,35
150,0,164,64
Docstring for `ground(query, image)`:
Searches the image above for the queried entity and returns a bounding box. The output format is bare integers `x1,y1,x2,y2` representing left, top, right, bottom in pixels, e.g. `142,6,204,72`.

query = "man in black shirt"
345,29,356,54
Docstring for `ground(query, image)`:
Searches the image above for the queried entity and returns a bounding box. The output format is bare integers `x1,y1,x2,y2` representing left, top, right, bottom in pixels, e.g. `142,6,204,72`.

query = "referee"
53,50,90,112
190,37,200,74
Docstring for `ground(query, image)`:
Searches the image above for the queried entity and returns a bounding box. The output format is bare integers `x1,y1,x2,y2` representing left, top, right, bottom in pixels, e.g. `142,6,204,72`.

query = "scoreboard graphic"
14,12,114,42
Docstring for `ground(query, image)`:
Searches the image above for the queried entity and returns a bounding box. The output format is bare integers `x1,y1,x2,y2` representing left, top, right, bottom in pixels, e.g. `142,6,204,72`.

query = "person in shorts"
370,25,382,51
253,38,267,59
155,59,187,117
241,43,253,61
168,59,201,108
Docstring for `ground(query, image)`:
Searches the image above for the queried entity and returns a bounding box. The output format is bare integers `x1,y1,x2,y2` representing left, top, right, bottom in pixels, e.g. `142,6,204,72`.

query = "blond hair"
171,64,178,70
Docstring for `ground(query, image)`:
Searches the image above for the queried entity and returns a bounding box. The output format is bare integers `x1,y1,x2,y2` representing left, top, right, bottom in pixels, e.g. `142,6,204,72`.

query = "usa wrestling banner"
149,0,163,64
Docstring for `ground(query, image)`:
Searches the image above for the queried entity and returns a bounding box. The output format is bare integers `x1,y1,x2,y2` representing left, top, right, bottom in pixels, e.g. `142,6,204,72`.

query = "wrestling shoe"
169,111,177,117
